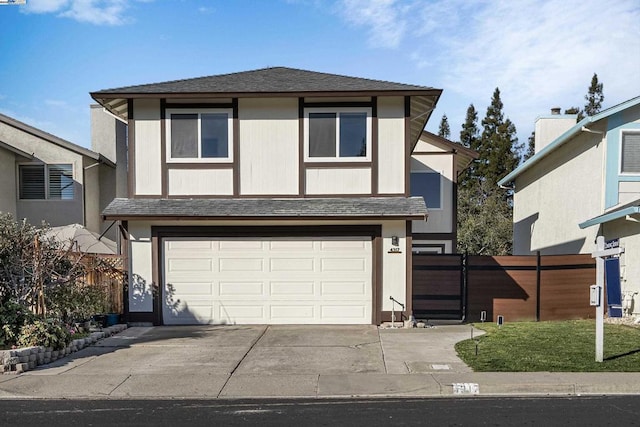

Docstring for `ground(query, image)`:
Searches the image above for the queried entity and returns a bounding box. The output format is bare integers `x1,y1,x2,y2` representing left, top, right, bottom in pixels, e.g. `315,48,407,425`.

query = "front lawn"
455,320,640,372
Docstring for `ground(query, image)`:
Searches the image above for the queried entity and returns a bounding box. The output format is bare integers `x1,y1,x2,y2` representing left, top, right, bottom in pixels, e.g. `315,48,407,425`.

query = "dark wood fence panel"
467,256,538,322
412,254,464,320
412,253,597,323
539,254,595,320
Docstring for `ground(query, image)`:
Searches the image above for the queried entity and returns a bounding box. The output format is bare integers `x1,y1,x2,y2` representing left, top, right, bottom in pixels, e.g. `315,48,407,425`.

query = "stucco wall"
377,96,405,194
0,150,17,216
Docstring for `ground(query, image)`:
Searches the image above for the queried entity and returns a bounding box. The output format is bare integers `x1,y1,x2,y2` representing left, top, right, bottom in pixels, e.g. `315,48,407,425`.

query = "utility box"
590,285,601,307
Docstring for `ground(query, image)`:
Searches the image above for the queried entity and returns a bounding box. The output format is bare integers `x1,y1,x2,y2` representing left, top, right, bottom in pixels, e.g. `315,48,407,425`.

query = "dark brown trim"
452,181,458,252
151,233,161,325
127,99,135,198
302,101,374,108
371,96,378,196
412,232,456,241
404,96,411,197
298,97,305,196
405,221,412,316
106,214,426,222
127,312,156,324
120,220,129,323
232,98,240,197
151,225,383,325
166,163,234,170
412,243,447,253
304,162,372,169
160,99,167,198
411,150,457,155
92,89,443,100
165,102,235,109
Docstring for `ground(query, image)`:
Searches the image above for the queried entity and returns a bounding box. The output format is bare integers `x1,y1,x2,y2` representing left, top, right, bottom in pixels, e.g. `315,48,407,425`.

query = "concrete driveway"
0,324,478,399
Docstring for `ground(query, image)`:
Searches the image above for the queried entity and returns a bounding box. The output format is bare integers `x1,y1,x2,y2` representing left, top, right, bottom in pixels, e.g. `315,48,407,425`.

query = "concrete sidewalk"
0,324,639,399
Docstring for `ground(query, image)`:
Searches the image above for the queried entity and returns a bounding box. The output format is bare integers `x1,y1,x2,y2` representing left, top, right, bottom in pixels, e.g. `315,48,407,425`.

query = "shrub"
46,282,109,324
0,301,38,348
17,319,72,350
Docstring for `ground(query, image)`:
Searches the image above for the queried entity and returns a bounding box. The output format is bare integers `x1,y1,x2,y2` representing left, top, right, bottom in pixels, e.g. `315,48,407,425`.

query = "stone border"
1,324,127,374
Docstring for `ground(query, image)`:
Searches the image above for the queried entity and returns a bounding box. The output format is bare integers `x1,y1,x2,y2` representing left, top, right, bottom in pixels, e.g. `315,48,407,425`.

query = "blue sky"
1,0,639,150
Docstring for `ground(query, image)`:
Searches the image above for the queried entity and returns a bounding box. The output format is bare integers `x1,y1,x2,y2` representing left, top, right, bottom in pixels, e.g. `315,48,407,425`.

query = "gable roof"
498,96,640,187
92,67,439,96
102,196,428,221
0,113,114,167
416,131,479,171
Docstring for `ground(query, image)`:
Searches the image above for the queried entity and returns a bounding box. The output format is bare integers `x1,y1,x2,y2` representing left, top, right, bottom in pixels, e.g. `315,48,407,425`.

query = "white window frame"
166,108,233,163
18,163,75,201
303,107,372,162
619,130,640,176
410,170,443,210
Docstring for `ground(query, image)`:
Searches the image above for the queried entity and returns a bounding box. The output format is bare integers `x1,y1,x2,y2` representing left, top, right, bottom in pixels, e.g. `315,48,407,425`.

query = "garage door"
162,237,372,325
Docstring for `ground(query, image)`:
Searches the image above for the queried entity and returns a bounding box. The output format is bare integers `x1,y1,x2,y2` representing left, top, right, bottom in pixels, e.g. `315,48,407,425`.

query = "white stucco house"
91,67,442,325
498,96,640,318
0,112,115,236
411,131,478,254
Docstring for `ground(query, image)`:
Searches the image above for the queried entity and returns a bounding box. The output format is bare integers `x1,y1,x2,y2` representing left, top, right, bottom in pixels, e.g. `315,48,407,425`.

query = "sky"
1,0,639,151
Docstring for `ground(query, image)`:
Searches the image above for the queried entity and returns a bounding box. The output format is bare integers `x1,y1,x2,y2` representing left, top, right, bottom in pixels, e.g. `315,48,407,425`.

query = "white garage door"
162,237,372,325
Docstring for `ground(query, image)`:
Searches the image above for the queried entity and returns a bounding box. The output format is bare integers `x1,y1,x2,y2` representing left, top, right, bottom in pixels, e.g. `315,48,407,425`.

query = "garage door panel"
270,281,315,296
219,258,264,272
164,237,372,325
270,258,315,272
219,282,264,296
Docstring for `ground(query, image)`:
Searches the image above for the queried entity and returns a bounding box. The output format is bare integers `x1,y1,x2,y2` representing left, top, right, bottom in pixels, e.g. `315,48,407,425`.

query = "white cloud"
23,0,151,25
336,0,640,138
338,0,411,48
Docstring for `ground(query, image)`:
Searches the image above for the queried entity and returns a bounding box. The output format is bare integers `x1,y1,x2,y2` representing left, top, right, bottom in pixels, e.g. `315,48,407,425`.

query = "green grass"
455,320,640,372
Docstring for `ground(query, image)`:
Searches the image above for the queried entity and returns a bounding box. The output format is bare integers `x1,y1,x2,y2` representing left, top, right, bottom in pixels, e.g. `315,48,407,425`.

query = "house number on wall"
388,247,402,254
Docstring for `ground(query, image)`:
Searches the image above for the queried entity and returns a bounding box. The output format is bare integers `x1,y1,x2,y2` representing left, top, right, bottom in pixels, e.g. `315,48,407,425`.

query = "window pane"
339,112,367,157
622,133,640,173
19,165,45,199
49,165,74,200
410,172,441,209
309,113,336,157
201,113,228,158
171,114,198,158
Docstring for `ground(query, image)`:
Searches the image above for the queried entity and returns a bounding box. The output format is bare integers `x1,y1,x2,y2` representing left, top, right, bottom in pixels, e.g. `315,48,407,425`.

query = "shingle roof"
102,197,428,220
92,67,437,95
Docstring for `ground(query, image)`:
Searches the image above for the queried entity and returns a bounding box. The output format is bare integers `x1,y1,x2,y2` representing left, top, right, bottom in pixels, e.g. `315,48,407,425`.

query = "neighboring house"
410,131,478,254
498,96,640,317
91,67,442,325
0,113,116,236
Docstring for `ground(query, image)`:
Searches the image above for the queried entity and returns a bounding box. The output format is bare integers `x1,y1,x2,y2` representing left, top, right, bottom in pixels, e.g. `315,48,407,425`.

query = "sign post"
591,236,625,362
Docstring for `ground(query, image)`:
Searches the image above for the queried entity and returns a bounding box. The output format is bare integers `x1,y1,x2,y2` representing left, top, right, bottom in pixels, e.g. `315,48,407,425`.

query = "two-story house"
411,131,478,254
91,67,442,325
0,112,115,236
498,96,640,318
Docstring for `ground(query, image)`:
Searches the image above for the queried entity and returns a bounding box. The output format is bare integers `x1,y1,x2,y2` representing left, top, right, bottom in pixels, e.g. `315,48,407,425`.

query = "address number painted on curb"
452,383,480,395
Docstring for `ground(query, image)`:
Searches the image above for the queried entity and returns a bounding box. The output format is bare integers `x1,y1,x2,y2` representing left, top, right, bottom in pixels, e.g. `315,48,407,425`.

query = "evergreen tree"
564,106,584,121
438,114,451,139
584,73,604,116
478,88,521,188
456,89,520,255
523,131,535,161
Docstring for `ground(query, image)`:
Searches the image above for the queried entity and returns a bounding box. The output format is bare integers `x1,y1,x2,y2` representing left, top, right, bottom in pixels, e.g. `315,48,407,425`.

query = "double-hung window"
305,108,371,161
620,131,640,174
19,164,74,200
167,109,233,162
410,171,442,209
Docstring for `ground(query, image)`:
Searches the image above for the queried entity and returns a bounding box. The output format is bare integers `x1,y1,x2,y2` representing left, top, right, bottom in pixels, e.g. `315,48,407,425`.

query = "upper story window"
19,164,74,200
304,108,371,161
410,171,442,209
167,109,233,162
621,131,640,174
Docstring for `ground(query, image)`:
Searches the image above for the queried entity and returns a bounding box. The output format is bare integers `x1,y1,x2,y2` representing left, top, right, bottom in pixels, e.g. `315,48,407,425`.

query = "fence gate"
412,254,464,320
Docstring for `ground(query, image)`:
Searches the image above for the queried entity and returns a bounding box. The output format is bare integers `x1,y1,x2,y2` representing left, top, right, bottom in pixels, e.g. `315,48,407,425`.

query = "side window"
306,108,370,161
167,109,232,162
621,132,640,174
19,164,74,200
410,172,442,209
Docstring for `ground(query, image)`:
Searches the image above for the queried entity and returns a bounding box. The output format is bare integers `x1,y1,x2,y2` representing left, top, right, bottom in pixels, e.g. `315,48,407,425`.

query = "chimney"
534,107,577,154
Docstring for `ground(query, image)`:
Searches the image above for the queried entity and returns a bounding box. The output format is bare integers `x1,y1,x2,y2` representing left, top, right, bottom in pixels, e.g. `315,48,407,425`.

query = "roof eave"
579,206,640,229
103,213,428,222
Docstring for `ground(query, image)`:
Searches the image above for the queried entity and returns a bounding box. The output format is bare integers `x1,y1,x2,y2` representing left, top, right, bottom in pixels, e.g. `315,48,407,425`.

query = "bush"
46,282,109,324
0,301,38,348
17,319,72,350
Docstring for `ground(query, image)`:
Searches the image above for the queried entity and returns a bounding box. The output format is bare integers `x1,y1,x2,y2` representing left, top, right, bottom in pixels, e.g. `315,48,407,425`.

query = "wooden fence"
81,254,125,314
413,253,596,322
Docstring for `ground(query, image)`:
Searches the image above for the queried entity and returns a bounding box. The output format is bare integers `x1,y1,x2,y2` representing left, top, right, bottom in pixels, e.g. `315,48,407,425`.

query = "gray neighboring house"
91,66,442,326
0,112,116,237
